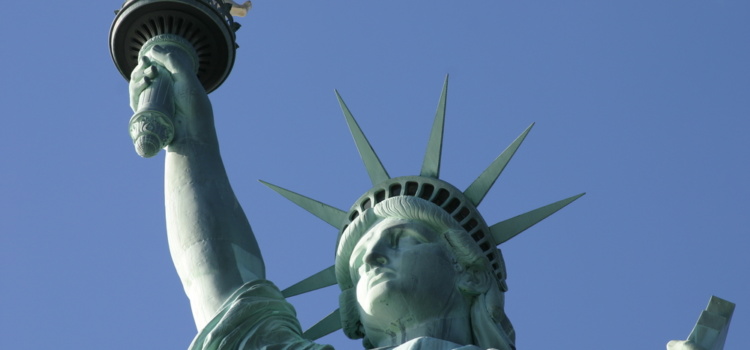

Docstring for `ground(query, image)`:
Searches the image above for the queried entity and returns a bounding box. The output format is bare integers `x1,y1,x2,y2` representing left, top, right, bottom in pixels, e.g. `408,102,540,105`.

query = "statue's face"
349,217,466,329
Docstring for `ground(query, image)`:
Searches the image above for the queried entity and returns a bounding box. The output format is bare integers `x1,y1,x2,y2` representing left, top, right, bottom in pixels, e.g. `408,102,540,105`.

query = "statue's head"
262,79,582,348
334,179,515,349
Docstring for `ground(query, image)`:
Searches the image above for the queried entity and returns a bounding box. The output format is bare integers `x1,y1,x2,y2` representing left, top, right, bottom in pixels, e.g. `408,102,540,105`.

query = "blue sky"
1,1,748,349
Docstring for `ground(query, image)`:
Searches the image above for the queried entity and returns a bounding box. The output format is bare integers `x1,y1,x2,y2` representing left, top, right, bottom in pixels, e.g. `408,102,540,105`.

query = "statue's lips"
366,268,395,288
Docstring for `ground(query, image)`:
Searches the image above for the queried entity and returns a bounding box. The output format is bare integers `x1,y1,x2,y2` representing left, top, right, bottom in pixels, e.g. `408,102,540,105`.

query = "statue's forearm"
125,44,264,330
165,137,266,330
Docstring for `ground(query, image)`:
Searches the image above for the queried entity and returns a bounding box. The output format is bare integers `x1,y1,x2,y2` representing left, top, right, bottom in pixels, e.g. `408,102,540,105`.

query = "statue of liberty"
127,39,585,349
124,21,732,350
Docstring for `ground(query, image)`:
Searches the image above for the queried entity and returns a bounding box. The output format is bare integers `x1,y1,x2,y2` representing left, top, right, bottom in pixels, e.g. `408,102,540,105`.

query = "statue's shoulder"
384,337,484,350
190,280,333,350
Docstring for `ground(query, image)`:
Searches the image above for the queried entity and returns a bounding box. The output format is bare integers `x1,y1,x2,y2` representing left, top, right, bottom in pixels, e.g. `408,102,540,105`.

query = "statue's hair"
336,196,515,350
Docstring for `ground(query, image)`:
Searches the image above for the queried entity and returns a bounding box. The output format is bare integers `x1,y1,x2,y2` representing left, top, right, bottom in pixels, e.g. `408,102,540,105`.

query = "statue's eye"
393,231,422,248
389,232,401,248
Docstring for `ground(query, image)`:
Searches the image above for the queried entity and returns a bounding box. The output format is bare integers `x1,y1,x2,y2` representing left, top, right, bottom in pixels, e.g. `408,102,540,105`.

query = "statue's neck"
365,316,473,348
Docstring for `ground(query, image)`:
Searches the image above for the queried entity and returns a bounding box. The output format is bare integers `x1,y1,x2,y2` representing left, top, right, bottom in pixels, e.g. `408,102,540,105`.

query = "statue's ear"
458,265,492,295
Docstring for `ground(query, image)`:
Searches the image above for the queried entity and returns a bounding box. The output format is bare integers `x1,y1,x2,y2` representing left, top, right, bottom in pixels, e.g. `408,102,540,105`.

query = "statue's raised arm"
129,44,265,329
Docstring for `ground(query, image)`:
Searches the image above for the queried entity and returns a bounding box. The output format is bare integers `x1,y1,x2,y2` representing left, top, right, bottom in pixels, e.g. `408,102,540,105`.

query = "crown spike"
259,180,347,229
303,308,343,340
464,123,534,206
282,265,337,298
489,193,585,245
336,90,390,186
420,75,449,178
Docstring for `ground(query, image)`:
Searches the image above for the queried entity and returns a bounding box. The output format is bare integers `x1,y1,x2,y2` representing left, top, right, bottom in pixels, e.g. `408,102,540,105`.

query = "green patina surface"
120,7,733,349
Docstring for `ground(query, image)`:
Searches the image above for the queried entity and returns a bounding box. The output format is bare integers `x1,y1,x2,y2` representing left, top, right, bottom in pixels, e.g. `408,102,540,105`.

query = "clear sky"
1,1,747,349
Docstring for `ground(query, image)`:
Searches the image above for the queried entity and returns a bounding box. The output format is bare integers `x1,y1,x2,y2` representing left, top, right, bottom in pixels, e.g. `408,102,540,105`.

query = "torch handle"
128,63,176,158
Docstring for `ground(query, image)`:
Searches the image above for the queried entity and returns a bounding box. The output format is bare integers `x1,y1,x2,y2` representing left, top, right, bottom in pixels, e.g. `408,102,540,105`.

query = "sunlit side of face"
349,218,466,330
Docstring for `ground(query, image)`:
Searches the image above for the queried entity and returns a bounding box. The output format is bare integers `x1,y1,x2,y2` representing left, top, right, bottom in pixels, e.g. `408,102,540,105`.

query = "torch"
109,0,248,157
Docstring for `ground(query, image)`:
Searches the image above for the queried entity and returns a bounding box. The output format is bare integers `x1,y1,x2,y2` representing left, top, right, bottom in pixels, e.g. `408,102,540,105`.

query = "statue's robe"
189,281,486,350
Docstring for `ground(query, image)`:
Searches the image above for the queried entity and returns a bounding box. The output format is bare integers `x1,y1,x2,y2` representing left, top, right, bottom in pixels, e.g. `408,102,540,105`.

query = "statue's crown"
261,76,584,340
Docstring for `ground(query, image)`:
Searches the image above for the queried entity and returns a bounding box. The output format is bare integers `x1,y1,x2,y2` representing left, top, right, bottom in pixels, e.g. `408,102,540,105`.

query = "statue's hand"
145,44,196,75
129,45,216,146
128,55,156,113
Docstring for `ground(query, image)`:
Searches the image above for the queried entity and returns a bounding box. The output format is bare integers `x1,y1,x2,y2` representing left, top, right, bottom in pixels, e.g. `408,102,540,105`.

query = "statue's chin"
357,281,400,317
